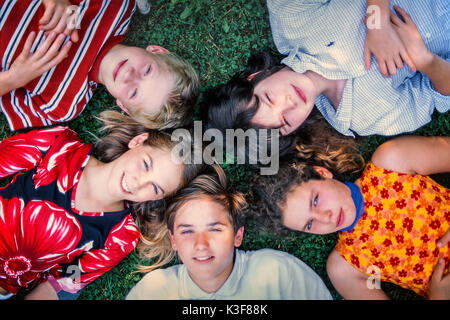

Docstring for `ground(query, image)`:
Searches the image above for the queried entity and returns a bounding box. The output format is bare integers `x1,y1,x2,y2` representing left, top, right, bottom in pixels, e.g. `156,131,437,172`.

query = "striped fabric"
0,0,136,131
268,0,450,137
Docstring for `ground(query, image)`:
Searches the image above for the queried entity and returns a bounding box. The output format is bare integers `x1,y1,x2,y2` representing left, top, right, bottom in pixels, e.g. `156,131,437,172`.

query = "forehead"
174,196,232,226
282,182,313,228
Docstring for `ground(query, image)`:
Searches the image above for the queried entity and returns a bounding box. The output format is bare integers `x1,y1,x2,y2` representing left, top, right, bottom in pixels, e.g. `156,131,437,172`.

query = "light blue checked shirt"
268,0,450,136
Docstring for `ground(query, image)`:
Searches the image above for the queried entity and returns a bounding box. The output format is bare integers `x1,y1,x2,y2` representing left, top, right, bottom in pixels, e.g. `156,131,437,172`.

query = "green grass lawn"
1,0,448,300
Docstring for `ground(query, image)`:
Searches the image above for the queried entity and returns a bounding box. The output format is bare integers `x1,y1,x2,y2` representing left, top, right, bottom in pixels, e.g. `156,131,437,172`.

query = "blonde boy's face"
99,45,174,116
169,196,244,293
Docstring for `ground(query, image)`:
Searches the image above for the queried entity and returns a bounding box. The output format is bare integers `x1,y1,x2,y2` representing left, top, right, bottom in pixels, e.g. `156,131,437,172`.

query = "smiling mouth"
113,59,128,82
292,85,307,104
121,173,132,194
194,256,214,263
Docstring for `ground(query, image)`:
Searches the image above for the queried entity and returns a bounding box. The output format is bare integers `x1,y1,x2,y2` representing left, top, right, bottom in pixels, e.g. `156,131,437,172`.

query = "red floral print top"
0,127,140,294
335,162,449,297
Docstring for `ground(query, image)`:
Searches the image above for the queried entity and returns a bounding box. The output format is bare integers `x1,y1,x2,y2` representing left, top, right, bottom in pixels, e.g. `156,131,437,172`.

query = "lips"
194,256,214,264
336,208,344,228
120,173,132,194
292,85,307,104
113,59,127,81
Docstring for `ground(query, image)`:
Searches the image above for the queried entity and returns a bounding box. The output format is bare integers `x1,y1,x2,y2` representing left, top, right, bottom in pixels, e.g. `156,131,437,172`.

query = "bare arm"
371,136,450,175
327,249,389,299
24,281,59,300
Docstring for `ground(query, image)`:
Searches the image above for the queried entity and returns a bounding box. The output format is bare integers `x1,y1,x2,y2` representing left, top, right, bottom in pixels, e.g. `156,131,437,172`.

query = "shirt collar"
178,249,244,299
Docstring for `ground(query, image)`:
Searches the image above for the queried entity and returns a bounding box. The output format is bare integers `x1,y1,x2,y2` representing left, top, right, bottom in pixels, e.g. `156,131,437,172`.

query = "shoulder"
126,265,180,300
244,248,307,272
370,138,412,173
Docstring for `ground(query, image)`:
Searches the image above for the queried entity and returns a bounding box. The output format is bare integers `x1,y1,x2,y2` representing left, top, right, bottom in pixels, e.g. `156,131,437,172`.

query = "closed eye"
181,230,193,235
130,88,137,99
152,183,158,195
145,65,151,76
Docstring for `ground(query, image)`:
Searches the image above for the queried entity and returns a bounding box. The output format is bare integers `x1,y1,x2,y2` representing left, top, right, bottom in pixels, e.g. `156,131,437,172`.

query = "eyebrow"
175,221,226,229
302,191,313,231
147,153,165,195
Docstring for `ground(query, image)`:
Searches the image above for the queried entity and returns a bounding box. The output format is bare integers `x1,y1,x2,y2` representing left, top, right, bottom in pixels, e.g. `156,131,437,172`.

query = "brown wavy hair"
248,145,365,234
137,165,247,273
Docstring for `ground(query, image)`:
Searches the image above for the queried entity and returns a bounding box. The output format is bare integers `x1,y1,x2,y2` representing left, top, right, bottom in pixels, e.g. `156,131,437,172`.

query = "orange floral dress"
335,162,450,297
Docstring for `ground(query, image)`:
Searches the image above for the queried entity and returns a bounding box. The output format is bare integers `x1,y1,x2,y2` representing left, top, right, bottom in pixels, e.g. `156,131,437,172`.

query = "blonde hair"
137,165,247,273
127,51,199,130
95,110,205,252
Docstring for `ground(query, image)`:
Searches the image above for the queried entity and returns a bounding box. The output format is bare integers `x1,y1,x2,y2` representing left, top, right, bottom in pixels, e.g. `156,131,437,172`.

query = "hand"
428,258,450,300
363,14,416,76
437,229,450,248
7,31,72,89
390,6,433,72
39,0,79,43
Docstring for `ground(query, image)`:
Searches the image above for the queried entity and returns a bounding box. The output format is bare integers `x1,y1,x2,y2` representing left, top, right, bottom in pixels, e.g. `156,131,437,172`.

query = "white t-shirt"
126,248,332,300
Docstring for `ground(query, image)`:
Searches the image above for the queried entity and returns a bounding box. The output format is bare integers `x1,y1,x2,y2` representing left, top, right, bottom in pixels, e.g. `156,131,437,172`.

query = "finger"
54,11,71,35
437,229,450,248
64,26,79,43
400,50,416,72
363,43,372,70
70,29,79,43
431,258,445,284
39,2,55,25
378,60,388,77
34,32,57,58
42,40,72,70
393,5,413,24
394,54,404,69
390,11,403,27
41,33,68,62
386,58,397,76
41,5,64,31
20,31,37,57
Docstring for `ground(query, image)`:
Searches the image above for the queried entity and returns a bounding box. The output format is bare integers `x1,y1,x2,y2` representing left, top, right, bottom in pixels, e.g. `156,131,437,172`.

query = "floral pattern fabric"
0,127,140,294
336,162,449,297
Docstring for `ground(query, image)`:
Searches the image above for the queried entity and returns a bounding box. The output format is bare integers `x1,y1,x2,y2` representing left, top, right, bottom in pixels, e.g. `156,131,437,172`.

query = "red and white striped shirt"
0,0,136,131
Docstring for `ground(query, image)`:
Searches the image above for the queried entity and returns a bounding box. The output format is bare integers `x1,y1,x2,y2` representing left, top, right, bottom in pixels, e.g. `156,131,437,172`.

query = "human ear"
128,132,149,149
116,99,129,114
233,226,245,248
169,230,177,251
312,166,334,179
146,45,170,54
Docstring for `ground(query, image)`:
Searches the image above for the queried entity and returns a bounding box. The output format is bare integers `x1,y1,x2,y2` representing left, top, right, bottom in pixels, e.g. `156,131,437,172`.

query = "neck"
304,70,344,109
76,158,124,212
190,261,234,294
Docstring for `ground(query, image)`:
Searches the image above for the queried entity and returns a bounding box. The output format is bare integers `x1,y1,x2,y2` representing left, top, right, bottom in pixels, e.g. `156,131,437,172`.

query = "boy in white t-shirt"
126,166,332,300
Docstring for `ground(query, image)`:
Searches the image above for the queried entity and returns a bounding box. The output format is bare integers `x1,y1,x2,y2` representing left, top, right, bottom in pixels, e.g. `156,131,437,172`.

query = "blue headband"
340,182,365,232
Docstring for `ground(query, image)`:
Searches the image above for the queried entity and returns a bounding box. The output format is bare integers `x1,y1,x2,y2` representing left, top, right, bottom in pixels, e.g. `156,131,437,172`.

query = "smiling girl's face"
107,133,184,203
249,68,317,136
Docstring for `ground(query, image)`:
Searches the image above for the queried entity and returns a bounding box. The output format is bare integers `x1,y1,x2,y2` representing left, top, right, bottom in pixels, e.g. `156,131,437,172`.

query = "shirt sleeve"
51,214,140,294
267,0,329,56
0,126,67,179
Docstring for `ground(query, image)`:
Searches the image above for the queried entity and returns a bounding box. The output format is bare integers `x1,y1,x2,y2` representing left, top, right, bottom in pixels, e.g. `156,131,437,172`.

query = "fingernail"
437,241,442,248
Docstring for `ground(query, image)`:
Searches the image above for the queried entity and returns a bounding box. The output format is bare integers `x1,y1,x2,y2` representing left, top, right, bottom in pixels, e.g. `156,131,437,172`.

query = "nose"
122,65,138,83
314,208,333,224
194,232,209,250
